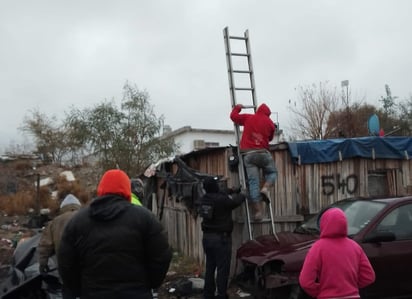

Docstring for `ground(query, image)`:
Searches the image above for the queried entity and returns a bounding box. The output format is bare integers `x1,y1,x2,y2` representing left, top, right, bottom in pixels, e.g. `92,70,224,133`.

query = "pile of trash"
0,215,51,298
0,216,34,269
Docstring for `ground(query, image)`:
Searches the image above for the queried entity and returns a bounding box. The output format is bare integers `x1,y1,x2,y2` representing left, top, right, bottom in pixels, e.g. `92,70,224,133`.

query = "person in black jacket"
57,169,172,299
200,177,245,299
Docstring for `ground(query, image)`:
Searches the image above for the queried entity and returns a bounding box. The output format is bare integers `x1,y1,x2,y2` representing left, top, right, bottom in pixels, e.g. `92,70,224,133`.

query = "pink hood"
320,207,347,238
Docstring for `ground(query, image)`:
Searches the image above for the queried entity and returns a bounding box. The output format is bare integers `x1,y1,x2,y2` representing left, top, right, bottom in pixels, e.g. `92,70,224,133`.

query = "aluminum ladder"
223,27,277,241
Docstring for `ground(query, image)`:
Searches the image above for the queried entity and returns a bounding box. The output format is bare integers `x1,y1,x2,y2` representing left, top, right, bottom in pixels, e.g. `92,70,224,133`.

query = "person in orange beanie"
58,169,172,299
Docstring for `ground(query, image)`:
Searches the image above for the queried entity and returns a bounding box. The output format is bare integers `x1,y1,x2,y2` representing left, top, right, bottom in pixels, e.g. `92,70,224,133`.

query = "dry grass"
0,191,41,215
54,175,91,206
0,176,92,216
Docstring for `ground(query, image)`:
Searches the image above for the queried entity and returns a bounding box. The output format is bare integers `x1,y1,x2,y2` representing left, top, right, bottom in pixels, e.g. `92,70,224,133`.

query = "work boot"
260,187,270,203
251,201,263,221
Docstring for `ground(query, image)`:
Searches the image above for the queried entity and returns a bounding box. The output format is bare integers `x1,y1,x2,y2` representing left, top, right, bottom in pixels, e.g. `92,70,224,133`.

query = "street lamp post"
341,80,349,106
36,173,40,215
32,165,40,215
341,80,351,137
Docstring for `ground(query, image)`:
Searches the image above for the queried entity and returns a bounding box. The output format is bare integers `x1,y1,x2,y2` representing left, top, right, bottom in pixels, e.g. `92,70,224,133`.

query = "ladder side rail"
224,26,248,189
223,27,237,108
244,30,258,112
267,198,278,240
244,30,277,237
236,130,253,241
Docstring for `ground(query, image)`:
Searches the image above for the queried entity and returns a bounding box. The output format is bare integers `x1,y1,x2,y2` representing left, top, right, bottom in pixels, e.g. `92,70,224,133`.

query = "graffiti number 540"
321,174,358,196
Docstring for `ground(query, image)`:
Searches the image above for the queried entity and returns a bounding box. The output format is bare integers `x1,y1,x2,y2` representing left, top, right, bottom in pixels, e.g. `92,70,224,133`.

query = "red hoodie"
230,103,275,150
299,208,375,299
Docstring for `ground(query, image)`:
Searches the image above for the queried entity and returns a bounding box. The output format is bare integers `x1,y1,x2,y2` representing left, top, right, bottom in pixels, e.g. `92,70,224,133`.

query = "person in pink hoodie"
299,208,375,299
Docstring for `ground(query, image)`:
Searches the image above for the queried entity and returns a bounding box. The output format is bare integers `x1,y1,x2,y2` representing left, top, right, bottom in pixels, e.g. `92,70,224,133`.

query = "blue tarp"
287,136,412,164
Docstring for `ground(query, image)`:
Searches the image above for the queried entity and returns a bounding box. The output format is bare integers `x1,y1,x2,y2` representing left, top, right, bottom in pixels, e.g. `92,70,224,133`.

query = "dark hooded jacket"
200,177,245,234
299,208,375,299
230,103,275,150
201,192,244,234
58,170,172,299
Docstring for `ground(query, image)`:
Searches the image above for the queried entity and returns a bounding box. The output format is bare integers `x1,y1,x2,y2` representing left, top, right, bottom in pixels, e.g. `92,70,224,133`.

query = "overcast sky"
1,0,412,152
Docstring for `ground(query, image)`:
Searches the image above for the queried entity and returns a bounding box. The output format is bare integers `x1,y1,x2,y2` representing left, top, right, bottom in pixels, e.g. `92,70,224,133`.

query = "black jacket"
57,195,172,299
200,192,244,234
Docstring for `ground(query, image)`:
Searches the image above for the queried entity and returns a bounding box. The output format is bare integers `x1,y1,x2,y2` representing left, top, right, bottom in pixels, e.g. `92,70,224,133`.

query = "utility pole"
341,80,351,137
33,164,41,215
36,173,40,214
341,80,349,106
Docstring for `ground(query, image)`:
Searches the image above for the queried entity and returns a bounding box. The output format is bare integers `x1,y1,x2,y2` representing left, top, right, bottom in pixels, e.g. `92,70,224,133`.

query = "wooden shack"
148,136,412,274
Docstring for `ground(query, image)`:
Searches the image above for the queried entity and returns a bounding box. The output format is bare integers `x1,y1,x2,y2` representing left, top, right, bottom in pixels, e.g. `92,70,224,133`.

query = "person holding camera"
200,177,245,299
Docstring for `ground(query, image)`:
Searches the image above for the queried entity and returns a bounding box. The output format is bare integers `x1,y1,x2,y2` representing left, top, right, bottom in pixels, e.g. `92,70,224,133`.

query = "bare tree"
20,109,70,163
288,82,339,140
398,95,412,135
326,103,377,138
380,84,398,116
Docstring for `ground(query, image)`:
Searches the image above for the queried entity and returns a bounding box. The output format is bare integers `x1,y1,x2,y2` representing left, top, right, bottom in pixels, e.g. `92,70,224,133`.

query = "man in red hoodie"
299,208,375,299
230,103,278,220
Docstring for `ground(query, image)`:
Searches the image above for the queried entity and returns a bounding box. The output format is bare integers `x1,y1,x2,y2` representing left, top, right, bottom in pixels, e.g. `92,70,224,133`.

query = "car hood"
236,231,318,267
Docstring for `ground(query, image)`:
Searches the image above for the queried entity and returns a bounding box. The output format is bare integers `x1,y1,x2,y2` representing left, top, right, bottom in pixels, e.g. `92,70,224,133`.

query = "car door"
361,203,412,298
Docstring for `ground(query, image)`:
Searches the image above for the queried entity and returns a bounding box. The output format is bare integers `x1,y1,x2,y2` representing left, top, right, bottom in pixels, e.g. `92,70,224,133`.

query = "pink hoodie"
299,208,375,299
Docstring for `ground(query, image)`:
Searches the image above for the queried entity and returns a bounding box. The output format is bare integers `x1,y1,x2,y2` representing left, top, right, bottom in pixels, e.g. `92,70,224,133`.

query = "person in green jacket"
131,192,142,206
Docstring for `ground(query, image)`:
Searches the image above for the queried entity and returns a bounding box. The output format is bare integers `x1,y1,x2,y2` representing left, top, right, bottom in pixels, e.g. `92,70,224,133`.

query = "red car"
235,196,412,299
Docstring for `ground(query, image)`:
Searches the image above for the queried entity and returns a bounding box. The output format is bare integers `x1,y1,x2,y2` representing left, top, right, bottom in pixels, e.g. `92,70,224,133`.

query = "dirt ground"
159,250,252,298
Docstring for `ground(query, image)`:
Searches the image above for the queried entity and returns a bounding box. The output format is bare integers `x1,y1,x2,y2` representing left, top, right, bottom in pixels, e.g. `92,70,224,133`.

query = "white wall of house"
166,127,236,154
164,126,282,155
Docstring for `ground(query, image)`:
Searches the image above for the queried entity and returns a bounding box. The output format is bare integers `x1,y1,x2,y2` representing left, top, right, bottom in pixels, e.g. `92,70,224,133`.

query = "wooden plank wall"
157,145,412,274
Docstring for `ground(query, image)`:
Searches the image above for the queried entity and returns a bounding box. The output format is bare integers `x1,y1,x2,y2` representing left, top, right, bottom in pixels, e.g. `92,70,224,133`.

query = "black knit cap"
203,176,219,193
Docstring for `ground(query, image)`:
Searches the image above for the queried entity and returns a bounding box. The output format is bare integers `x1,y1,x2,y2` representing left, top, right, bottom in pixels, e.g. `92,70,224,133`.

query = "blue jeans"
202,233,232,299
243,150,277,202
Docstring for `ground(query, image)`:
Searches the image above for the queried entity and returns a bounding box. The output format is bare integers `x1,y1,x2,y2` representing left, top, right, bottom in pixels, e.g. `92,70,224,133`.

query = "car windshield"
295,199,387,236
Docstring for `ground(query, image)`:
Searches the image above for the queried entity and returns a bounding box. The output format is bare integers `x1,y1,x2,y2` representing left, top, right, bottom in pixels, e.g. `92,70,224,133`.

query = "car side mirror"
363,231,396,243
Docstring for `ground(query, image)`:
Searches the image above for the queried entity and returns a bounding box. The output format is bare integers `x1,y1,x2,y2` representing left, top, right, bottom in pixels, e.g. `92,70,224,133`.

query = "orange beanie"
97,169,131,201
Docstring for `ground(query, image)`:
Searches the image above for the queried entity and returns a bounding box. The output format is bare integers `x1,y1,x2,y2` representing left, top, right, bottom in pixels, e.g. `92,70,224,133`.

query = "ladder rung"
229,35,247,41
235,87,254,91
231,52,248,57
233,70,251,74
